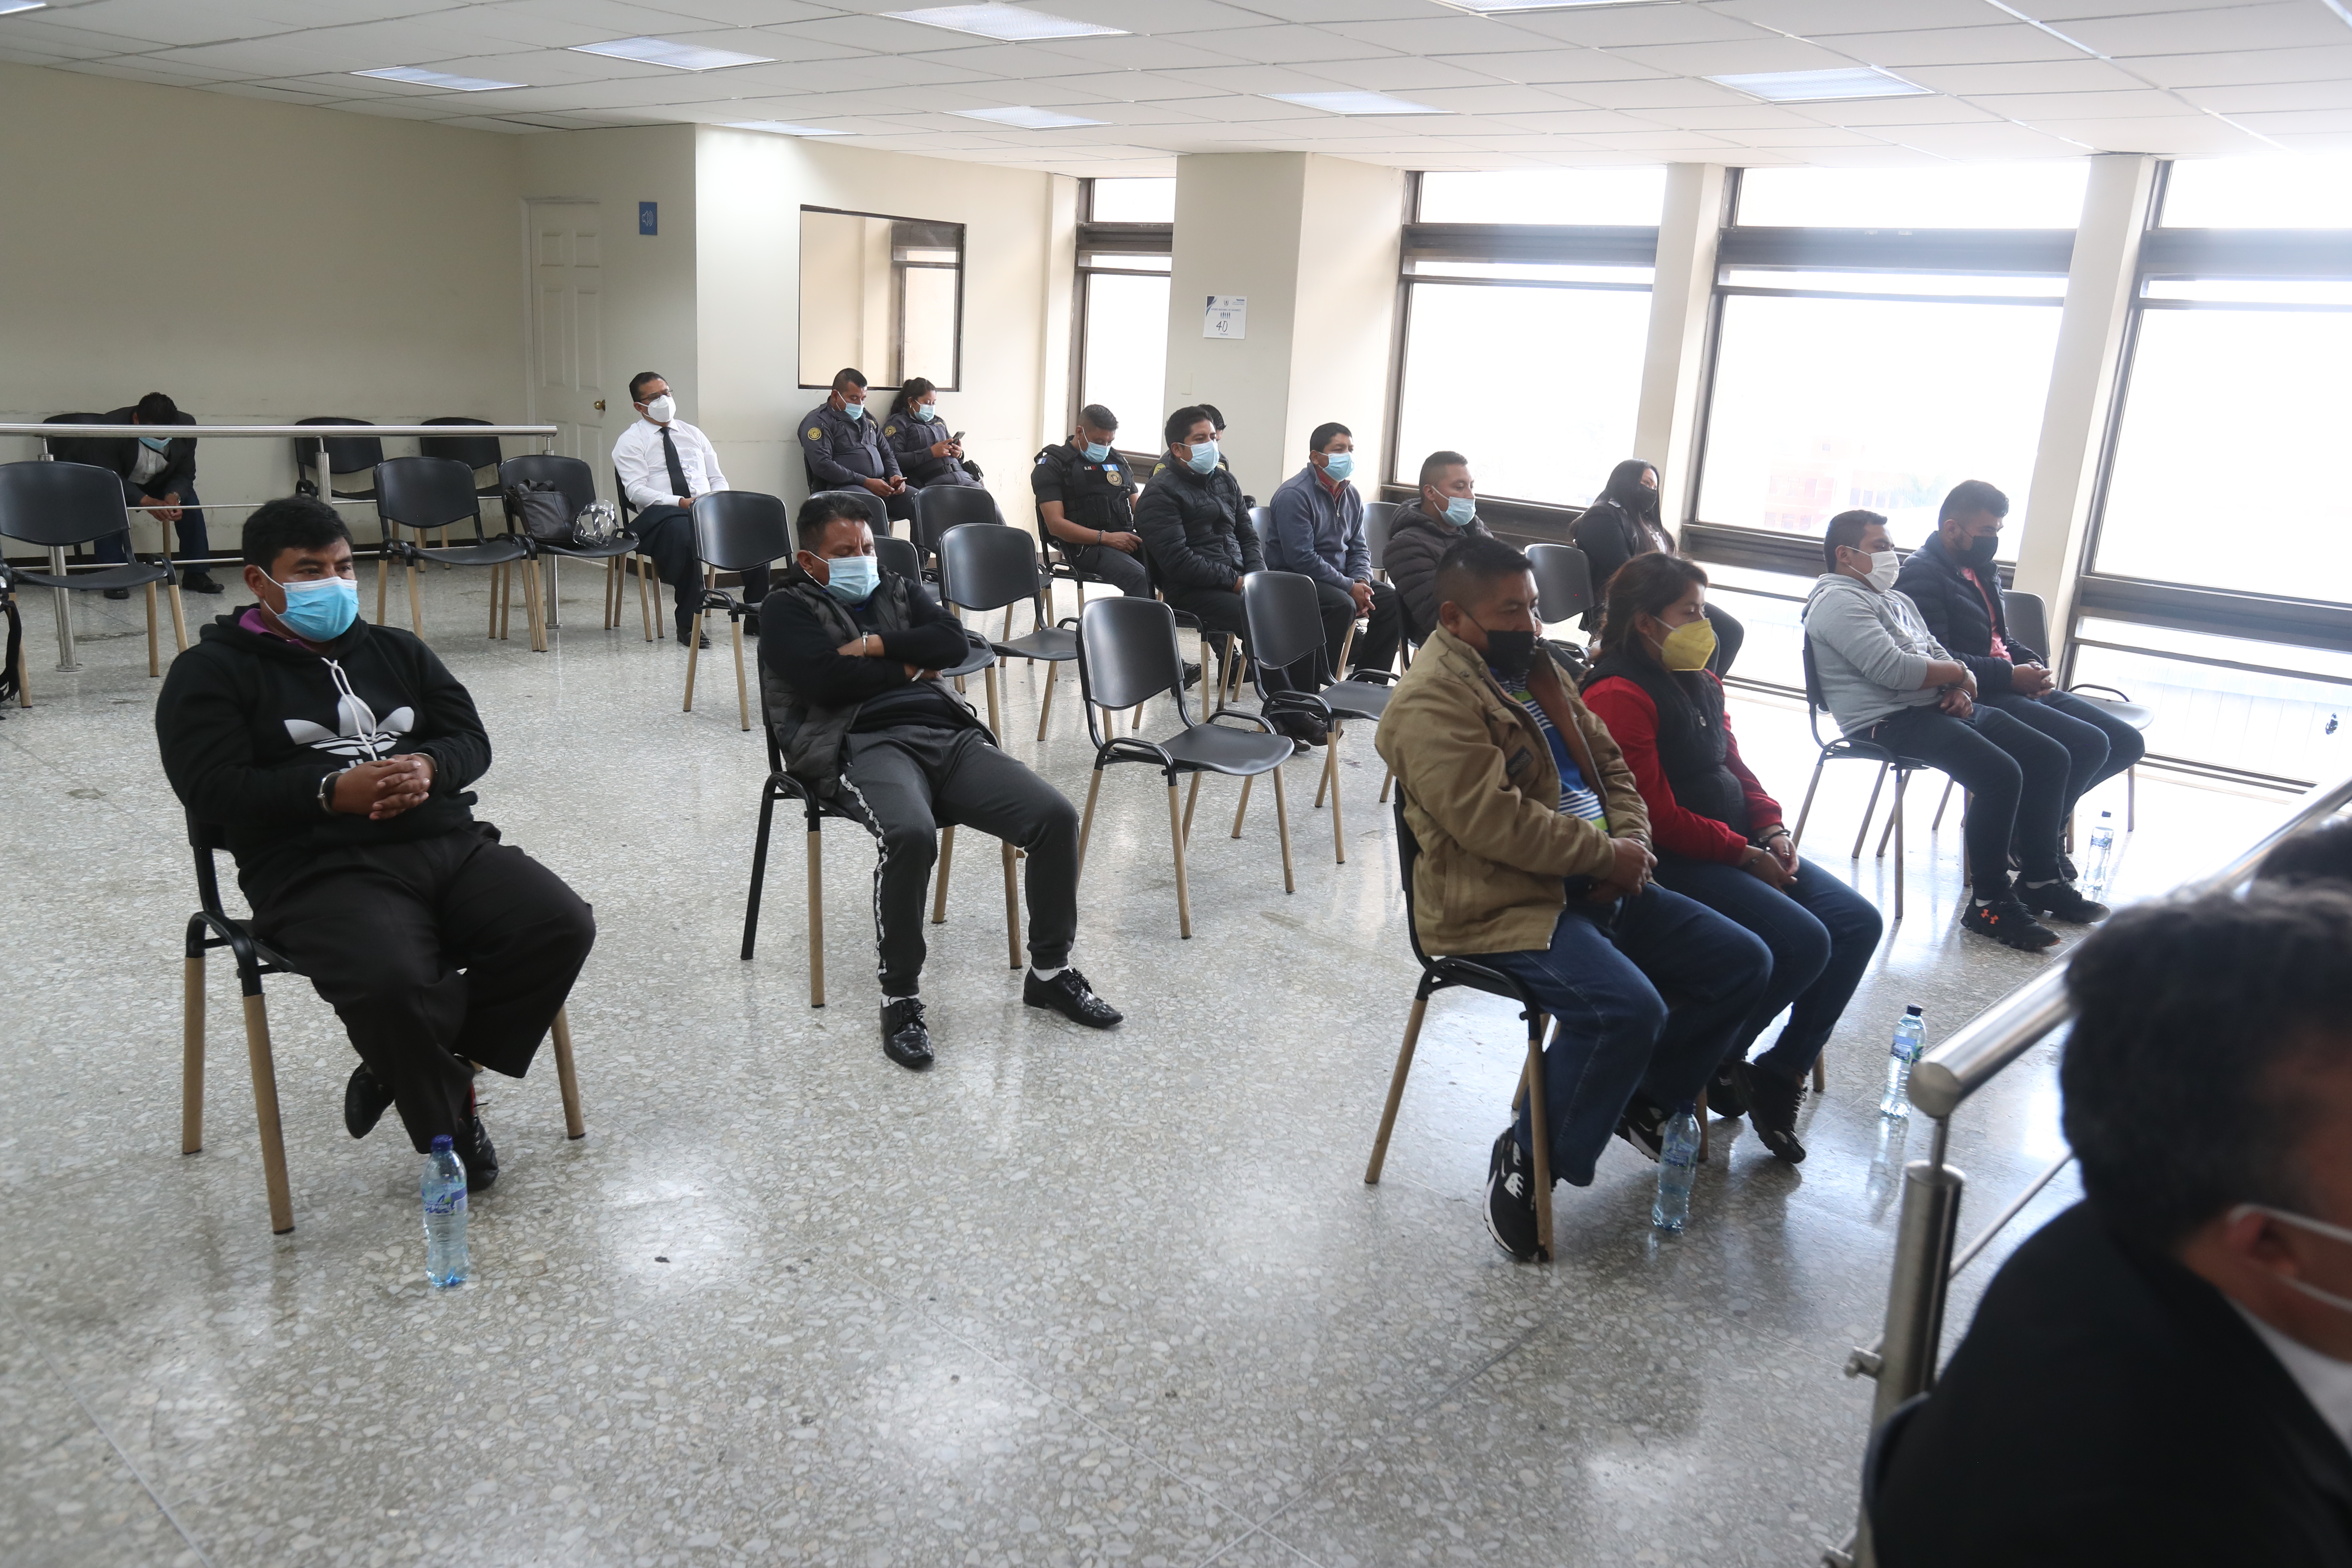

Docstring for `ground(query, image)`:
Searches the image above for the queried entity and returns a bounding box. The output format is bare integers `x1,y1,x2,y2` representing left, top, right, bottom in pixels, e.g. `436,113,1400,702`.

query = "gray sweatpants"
840,726,1081,996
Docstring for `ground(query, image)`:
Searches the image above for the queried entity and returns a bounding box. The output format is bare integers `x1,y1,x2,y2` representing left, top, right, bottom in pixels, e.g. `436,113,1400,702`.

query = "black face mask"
1960,532,1998,569
1479,627,1538,684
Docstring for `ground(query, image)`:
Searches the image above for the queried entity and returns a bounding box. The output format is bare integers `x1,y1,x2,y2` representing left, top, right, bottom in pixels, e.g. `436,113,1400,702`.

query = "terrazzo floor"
0,561,2303,1568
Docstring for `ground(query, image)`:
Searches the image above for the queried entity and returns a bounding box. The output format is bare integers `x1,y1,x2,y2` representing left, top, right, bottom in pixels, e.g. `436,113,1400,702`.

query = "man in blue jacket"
1265,422,1400,680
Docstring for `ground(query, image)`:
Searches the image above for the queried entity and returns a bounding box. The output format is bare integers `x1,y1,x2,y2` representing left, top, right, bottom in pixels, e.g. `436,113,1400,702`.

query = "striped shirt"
1498,672,1608,827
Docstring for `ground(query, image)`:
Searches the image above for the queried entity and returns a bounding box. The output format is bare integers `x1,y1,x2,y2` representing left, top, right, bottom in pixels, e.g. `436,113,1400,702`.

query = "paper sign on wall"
1203,295,1246,340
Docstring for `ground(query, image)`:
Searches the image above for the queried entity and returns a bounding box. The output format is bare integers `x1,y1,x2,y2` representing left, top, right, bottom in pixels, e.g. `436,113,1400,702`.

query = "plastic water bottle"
1881,1005,1927,1120
2083,811,2117,896
1651,1103,1700,1233
423,1135,469,1288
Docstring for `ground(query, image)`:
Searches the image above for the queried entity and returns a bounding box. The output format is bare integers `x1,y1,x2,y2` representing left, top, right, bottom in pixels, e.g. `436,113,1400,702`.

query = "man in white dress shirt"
612,371,770,647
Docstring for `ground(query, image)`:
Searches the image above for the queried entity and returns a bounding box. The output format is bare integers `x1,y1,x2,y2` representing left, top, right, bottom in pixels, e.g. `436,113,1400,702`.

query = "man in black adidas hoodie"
156,496,594,1188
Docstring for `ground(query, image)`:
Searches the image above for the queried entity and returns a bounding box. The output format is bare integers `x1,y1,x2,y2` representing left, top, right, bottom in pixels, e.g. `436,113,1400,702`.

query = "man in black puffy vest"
758,492,1121,1069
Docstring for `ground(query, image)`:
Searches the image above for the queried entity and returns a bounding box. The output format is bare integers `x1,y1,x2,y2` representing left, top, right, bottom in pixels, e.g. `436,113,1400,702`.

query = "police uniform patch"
1105,469,1120,481
806,428,821,440
883,425,897,436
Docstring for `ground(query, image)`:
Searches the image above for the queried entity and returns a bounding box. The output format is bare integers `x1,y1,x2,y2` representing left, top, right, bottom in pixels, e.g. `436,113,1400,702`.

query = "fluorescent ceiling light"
886,4,1123,41
1709,67,1930,103
0,2,48,14
727,119,851,136
571,37,774,71
951,105,1106,128
354,66,524,92
1265,90,1444,115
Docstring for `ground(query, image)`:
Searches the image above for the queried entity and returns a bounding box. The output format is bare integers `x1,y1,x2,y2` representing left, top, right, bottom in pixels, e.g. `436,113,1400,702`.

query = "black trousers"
1869,703,2071,894
634,505,772,631
1061,541,1152,597
252,825,596,1152
96,486,212,567
1164,583,1312,696
839,727,1079,997
1313,577,1402,677
1980,689,2146,817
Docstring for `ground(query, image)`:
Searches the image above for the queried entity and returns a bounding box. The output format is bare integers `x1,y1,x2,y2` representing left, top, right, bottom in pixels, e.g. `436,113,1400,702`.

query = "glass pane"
1418,168,1666,227
2097,307,2352,600
1700,582,1807,692
1091,177,1176,223
1736,163,2089,229
1697,293,2062,555
1080,271,1170,441
2162,154,2352,229
1404,260,1653,286
1081,251,1171,272
2143,278,2352,306
1393,281,1649,506
1723,269,2064,300
799,208,963,389
2078,617,2352,684
2072,643,2352,785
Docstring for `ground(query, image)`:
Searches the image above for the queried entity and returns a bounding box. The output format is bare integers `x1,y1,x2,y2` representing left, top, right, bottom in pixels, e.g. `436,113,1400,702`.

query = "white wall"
692,128,1070,526
0,62,526,549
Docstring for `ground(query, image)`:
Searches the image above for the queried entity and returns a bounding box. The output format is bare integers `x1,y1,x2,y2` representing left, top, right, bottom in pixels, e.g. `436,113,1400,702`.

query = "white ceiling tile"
1097,70,1237,98
1789,94,2002,126
1214,0,1442,21
1809,24,2082,69
1877,120,2094,158
2007,0,2262,14
27,0,291,46
1962,88,2195,120
2058,4,2352,58
895,44,1092,79
1373,83,1576,113
2261,130,2352,151
2114,44,2352,90
1705,0,1994,30
1897,58,2146,95
1038,0,1290,31
1632,101,1823,129
2024,113,2275,156
1433,46,1669,85
1027,34,1259,69
0,15,164,55
1486,107,1688,132
762,14,981,52
1724,124,1900,147
1148,61,1354,91
1547,75,1760,109
1317,15,1561,55
1600,35,1869,76
2179,79,2352,114
1285,55,1509,90
2226,107,2352,136
1167,22,1398,63
1497,3,1777,49
1574,129,1746,150
661,0,844,21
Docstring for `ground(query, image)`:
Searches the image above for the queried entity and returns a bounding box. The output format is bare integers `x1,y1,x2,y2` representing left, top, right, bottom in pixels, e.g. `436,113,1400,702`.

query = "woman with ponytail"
1570,458,1742,676
1580,553,1880,1164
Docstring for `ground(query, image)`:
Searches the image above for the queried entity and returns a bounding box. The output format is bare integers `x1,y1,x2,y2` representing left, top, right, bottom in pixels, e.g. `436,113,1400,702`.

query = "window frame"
1072,177,1174,460
795,204,967,392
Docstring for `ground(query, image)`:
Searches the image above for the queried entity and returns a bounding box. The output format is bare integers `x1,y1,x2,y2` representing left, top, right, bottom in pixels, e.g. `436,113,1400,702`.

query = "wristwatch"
317,764,348,815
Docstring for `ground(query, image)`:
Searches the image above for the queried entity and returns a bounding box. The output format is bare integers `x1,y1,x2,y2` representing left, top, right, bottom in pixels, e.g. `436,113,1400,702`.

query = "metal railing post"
1874,1149,1965,1421
48,544,80,671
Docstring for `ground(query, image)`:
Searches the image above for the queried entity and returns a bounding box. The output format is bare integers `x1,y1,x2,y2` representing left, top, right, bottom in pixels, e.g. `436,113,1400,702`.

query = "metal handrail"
1828,766,2352,1568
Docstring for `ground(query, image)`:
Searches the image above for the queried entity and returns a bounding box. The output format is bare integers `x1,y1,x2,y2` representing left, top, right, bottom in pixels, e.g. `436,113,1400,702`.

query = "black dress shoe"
676,625,712,649
742,611,760,638
1023,967,1123,1028
344,1063,394,1139
103,587,130,600
882,996,933,1069
459,1116,499,1193
1181,660,1202,689
180,570,224,595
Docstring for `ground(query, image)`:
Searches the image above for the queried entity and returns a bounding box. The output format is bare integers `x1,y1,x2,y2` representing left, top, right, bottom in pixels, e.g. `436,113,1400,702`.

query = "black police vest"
1039,446,1133,531
1583,650,1750,835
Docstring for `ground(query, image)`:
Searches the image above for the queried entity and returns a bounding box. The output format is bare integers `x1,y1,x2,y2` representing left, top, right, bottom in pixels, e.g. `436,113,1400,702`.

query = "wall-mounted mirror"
798,207,964,390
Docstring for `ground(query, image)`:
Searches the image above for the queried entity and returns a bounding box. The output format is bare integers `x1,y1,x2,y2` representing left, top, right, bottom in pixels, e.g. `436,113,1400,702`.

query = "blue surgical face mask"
1081,440,1112,463
823,553,878,605
840,398,864,422
1185,439,1220,475
266,571,360,642
915,403,937,422
1322,451,1354,482
139,435,173,453
1443,495,1476,528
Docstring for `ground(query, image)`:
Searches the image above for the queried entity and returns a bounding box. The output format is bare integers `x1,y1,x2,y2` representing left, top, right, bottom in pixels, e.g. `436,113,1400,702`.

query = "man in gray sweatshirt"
1803,509,2103,951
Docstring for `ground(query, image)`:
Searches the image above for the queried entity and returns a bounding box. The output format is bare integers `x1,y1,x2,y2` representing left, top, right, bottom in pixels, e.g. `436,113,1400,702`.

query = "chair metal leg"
1524,1013,1553,1262
182,952,205,1155
1036,660,1059,742
638,555,655,642
742,786,777,960
1851,763,1890,860
1271,764,1296,894
530,561,550,652
1222,773,1244,841
242,992,294,1235
550,1006,585,1139
1077,768,1103,879
1166,781,1194,939
1932,775,1957,830
683,591,704,711
1326,725,1347,864
807,828,826,1007
1893,772,1907,922
933,825,956,924
1001,841,1023,970
144,582,160,676
1364,992,1429,1184
1182,770,1204,842
1791,759,1827,850
406,558,424,632
377,547,391,625
1811,1054,1828,1093
1336,618,1359,678
1877,770,1910,859
1378,765,1395,804
2128,764,2137,831
984,663,1003,739
731,615,750,731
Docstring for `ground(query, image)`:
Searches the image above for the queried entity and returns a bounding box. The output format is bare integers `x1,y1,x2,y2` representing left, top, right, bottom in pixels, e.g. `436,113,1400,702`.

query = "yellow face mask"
1656,616,1717,672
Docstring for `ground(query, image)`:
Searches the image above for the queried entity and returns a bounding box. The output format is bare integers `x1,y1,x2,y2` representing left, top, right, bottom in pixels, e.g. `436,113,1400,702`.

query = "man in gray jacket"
1803,509,2101,951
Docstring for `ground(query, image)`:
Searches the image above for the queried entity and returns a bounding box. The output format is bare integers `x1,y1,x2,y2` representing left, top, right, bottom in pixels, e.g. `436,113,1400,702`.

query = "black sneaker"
1023,967,1122,1028
459,1116,499,1194
2057,852,2078,883
1961,896,2061,952
344,1063,394,1139
2016,879,2110,925
180,569,224,595
1483,1129,1543,1262
1182,660,1203,690
1740,1062,1807,1165
1614,1093,1668,1162
1705,1060,1749,1119
882,996,933,1069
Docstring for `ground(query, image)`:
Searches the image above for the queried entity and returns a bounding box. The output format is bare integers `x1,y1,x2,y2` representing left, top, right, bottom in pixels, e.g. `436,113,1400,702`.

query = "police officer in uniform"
1032,403,1150,599
798,367,913,528
882,377,984,491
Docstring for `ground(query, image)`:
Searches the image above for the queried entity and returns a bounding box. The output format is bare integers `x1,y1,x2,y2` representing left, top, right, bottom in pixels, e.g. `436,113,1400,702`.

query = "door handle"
594,399,606,411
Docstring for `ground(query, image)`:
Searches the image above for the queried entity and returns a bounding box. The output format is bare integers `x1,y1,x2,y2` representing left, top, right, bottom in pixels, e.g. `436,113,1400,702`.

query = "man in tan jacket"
1374,536,1770,1260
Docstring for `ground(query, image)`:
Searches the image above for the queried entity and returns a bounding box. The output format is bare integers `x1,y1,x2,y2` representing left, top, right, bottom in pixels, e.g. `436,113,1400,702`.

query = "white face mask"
1846,548,1900,591
643,394,676,424
2233,1204,2352,1315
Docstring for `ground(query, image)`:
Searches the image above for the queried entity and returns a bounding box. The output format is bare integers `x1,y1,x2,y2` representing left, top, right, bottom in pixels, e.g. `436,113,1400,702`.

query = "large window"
1736,163,2089,230
1390,169,1662,508
1075,178,1173,445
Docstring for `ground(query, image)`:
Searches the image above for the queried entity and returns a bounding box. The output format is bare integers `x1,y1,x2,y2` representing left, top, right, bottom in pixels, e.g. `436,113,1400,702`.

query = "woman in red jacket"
1581,554,1882,1163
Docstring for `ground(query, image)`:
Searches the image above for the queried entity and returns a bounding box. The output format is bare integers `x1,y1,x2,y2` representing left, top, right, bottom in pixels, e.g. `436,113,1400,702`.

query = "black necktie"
660,426,691,501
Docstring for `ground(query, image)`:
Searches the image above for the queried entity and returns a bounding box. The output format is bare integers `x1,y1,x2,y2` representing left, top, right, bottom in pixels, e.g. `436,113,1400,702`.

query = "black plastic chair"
2003,587,2149,832
420,417,505,502
1240,570,1396,865
940,523,1078,744
1363,499,1400,580
182,812,584,1235
612,467,665,643
740,641,1019,1000
874,537,992,679
293,416,383,502
686,491,789,730
1861,1392,1932,1535
0,460,186,680
815,486,892,540
1363,792,1557,1259
1073,595,1295,937
1528,542,1596,678
373,456,535,645
499,455,639,634
910,484,999,563
1793,636,1935,925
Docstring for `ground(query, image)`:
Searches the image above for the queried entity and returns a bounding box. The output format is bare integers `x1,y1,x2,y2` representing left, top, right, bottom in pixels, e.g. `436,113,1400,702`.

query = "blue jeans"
1651,853,1883,1081
1980,689,2145,819
1485,885,1771,1185
96,485,211,567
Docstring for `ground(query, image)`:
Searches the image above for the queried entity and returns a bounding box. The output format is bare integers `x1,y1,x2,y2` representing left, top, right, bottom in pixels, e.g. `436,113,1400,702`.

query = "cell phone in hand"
952,431,965,442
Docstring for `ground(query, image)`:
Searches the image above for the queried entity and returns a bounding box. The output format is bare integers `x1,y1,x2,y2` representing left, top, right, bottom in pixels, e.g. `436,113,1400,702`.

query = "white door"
525,202,605,479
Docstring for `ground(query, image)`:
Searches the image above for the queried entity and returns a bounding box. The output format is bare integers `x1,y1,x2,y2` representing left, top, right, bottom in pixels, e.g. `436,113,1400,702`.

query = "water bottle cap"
2099,810,2112,818
1904,1004,1923,1016
431,1134,453,1151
